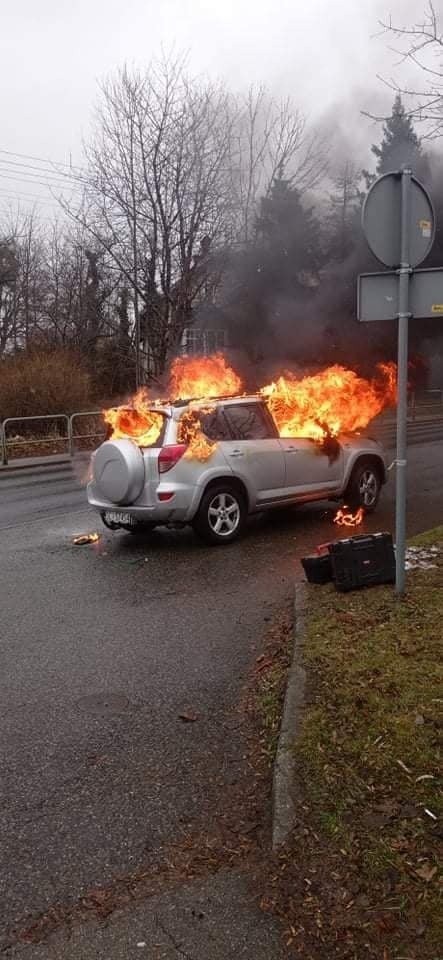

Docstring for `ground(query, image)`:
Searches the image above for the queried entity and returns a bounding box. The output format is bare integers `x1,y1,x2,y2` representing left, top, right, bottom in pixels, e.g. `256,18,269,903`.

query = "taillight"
158,444,187,473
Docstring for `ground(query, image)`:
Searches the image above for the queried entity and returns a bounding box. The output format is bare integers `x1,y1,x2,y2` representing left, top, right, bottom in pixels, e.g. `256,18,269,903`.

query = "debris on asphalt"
72,532,100,545
178,710,199,723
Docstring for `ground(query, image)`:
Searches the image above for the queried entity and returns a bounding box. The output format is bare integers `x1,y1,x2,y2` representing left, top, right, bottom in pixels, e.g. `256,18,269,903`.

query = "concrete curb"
0,455,72,475
272,580,308,850
0,454,91,476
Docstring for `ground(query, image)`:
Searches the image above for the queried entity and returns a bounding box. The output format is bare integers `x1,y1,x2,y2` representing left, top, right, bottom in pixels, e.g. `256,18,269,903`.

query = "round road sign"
362,171,435,269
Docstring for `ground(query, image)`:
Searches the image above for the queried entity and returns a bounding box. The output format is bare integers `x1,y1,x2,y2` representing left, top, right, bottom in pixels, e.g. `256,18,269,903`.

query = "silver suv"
87,395,387,545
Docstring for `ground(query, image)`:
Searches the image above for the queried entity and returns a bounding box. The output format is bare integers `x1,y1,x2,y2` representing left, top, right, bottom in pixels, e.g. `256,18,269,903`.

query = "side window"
199,408,232,441
224,403,276,440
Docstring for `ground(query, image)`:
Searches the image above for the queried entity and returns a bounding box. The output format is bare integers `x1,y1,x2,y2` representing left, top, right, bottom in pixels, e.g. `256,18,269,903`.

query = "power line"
0,166,83,188
0,172,83,193
0,186,62,204
0,187,63,213
0,146,86,173
0,157,83,183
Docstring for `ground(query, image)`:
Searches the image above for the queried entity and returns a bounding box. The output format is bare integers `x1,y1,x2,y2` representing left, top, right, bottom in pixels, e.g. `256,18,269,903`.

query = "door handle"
284,447,299,453
229,450,244,457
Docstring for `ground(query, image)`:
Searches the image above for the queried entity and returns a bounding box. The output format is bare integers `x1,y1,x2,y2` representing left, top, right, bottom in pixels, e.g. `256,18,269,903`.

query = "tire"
345,460,382,513
193,483,247,545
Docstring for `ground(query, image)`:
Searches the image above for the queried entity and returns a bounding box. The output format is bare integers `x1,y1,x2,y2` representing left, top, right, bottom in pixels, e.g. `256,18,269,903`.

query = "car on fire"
87,395,388,545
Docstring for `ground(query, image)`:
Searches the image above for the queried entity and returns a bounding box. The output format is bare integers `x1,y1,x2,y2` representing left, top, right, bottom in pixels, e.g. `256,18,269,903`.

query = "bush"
0,349,94,420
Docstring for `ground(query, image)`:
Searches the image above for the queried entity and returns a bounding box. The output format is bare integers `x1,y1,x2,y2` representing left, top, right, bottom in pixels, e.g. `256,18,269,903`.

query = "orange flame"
73,532,100,545
103,389,164,447
178,406,217,462
333,506,364,528
102,355,397,468
261,362,396,441
103,355,241,460
169,353,242,400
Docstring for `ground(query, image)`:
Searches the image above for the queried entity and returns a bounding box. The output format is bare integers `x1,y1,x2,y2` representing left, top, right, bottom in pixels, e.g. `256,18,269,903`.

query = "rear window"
223,402,276,440
105,408,168,447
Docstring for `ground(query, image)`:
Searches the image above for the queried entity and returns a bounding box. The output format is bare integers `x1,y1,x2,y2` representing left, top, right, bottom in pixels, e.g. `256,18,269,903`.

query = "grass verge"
263,529,442,959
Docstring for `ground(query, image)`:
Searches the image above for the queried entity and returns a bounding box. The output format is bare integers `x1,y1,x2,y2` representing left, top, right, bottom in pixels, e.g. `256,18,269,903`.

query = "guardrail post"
0,421,7,466
68,415,73,458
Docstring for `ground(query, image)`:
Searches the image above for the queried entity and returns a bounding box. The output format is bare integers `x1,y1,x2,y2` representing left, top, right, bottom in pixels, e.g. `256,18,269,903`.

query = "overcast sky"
0,0,419,215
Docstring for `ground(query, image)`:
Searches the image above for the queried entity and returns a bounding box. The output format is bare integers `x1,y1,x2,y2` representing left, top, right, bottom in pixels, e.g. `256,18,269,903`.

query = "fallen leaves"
414,863,437,883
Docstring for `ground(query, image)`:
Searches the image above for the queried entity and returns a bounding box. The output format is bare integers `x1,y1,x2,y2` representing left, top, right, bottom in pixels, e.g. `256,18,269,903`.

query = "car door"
279,436,344,500
220,402,286,506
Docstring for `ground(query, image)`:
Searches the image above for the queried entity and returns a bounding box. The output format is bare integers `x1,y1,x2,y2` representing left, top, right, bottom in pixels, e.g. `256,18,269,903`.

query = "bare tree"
0,208,46,354
378,2,443,138
0,235,19,355
0,207,123,361
63,57,239,379
232,87,328,241
327,162,362,260
63,58,327,380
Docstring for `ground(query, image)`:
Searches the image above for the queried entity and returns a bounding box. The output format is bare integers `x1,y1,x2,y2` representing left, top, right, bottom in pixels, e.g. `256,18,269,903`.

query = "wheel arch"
198,475,250,511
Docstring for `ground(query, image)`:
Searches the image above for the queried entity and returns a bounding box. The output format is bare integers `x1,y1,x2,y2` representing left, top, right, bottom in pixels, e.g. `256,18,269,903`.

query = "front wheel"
345,461,382,513
193,484,247,545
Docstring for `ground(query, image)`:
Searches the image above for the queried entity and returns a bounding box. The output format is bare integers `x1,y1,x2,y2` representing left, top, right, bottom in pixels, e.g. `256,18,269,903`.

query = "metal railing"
0,411,105,466
409,389,443,421
69,411,106,455
1,393,443,466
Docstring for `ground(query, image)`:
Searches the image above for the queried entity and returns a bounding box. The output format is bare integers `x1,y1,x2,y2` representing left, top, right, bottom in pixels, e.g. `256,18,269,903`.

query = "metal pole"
395,168,412,595
134,287,141,392
0,422,7,466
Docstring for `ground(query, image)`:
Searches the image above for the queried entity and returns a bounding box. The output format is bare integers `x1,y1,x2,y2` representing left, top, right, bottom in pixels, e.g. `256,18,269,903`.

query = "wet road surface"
0,441,442,945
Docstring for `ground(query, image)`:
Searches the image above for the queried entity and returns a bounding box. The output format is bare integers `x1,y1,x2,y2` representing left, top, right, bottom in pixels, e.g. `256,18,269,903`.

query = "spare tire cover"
93,439,145,505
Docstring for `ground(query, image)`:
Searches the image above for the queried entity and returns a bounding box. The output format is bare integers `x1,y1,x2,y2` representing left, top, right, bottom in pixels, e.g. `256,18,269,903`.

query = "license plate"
105,511,134,525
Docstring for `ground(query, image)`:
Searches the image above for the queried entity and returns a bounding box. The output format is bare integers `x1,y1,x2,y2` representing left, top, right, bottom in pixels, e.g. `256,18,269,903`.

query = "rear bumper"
87,482,200,525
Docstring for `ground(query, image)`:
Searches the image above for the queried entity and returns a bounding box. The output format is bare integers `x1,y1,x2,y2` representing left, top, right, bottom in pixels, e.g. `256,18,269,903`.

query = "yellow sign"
431,304,443,313
419,218,432,238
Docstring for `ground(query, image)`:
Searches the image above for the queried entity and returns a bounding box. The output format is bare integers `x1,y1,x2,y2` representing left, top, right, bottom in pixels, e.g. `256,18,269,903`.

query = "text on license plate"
105,511,134,525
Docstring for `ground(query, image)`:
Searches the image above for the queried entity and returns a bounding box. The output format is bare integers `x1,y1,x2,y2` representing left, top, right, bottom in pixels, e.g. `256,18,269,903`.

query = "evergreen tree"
222,168,325,370
364,94,427,186
255,166,322,294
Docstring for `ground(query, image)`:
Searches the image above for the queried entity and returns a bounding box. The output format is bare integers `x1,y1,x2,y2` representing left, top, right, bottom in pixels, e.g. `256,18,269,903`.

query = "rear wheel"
193,483,247,545
345,460,382,513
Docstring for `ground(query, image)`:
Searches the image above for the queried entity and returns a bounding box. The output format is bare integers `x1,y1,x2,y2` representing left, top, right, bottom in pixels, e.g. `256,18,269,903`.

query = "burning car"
87,355,391,544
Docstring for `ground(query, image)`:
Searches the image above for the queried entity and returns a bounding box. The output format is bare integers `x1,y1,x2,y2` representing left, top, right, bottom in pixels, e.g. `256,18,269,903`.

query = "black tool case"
329,532,395,592
301,553,333,584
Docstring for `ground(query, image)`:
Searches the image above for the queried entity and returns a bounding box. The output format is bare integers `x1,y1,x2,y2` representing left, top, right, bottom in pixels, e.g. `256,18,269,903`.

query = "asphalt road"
1,441,442,948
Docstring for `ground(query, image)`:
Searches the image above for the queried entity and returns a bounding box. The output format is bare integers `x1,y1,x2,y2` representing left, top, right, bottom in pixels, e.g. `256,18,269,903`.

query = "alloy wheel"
208,492,241,537
359,469,378,507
